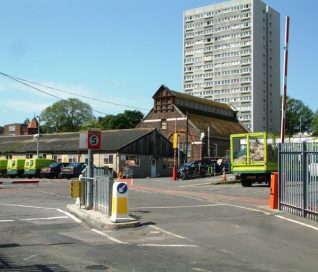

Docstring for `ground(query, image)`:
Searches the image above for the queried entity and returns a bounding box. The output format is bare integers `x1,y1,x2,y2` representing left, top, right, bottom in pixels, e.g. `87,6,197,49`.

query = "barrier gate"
80,167,114,217
278,142,318,221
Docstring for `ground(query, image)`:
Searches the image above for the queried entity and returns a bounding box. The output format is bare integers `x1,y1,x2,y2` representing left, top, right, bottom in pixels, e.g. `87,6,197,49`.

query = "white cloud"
5,99,50,113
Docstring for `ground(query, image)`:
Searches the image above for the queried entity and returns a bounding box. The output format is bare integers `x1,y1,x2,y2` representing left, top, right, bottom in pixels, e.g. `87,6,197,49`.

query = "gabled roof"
0,128,157,154
27,118,39,129
153,85,232,111
188,112,246,139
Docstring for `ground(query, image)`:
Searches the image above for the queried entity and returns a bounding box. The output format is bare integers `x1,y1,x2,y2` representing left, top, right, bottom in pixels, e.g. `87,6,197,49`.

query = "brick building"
3,117,39,136
138,85,246,162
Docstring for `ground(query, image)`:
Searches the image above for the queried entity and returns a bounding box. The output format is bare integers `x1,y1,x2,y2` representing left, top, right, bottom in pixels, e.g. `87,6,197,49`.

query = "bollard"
111,181,130,223
222,167,227,181
269,172,278,209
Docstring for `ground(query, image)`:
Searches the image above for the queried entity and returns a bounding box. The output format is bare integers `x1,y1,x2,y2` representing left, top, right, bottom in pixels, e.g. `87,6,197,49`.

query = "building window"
103,154,114,165
68,155,77,163
6,154,12,159
161,119,167,130
26,153,33,159
163,158,174,168
125,155,140,166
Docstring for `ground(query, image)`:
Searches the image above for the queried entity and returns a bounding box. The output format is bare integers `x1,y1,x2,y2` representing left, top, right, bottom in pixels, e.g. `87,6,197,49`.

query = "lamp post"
36,116,40,158
299,116,302,143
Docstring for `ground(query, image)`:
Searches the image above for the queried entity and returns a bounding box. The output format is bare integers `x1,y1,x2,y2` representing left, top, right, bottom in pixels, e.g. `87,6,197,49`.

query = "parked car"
40,162,70,178
177,159,215,180
59,163,87,179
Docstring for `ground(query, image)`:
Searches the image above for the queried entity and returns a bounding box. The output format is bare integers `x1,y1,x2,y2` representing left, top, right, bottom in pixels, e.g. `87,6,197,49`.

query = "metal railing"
278,142,318,221
79,166,114,217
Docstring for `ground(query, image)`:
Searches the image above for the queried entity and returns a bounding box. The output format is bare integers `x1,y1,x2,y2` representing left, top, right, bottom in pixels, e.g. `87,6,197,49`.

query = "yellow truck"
7,159,26,177
230,132,278,187
0,159,8,177
23,158,54,178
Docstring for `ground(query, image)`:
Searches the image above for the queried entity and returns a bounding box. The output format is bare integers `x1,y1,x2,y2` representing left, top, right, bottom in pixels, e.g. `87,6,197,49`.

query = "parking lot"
1,175,318,271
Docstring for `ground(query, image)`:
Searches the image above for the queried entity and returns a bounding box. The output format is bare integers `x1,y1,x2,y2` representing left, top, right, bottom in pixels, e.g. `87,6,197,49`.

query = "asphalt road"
1,176,318,272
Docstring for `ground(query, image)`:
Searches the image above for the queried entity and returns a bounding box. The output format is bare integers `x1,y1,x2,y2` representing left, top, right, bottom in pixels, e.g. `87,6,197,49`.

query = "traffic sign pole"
86,129,101,209
86,149,94,209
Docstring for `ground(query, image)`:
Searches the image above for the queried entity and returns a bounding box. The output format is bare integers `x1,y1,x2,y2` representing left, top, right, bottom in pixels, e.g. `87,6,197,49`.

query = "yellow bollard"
111,181,130,223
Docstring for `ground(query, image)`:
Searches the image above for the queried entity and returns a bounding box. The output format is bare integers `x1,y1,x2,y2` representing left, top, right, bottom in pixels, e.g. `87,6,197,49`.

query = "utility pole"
208,127,210,158
280,16,290,143
36,116,40,158
300,116,302,143
185,112,189,163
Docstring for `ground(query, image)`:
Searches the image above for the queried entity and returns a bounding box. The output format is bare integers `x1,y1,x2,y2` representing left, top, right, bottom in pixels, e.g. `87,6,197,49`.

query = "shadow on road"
0,253,69,272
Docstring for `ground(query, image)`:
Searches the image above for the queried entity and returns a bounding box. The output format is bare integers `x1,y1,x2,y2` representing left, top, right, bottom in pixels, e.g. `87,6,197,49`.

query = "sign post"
172,131,178,181
86,129,101,209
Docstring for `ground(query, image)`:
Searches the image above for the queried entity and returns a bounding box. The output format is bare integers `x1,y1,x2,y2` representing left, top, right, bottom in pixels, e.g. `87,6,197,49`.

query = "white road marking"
23,255,37,261
178,195,206,202
0,219,15,222
149,225,188,240
130,188,151,193
56,209,82,224
224,203,271,215
138,244,198,247
275,215,318,231
192,268,211,272
132,203,225,210
91,229,128,244
178,182,212,188
0,203,56,210
20,216,68,221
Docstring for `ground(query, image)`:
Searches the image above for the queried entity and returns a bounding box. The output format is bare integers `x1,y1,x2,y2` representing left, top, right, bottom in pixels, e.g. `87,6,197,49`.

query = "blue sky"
0,0,317,126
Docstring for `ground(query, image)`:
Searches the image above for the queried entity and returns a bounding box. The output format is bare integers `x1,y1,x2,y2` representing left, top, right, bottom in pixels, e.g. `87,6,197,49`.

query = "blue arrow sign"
117,182,128,194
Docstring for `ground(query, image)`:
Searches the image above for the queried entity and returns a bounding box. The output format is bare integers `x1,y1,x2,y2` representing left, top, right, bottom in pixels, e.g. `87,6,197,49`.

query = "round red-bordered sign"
88,131,101,149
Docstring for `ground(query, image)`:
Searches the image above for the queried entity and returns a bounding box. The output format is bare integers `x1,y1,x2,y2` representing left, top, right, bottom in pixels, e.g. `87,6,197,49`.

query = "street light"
300,116,302,143
34,116,40,158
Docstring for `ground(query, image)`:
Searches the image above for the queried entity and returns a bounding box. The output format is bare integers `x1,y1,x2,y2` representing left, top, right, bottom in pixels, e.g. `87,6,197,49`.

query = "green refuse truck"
230,132,278,187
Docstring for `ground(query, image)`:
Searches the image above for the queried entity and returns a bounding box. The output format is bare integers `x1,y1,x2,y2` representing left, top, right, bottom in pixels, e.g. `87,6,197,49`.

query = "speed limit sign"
88,130,101,150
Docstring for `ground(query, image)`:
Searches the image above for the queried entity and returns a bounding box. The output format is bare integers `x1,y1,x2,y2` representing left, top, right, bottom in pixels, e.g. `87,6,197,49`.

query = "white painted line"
138,244,198,248
192,268,211,272
178,195,206,202
0,219,15,222
0,203,56,210
275,215,318,231
56,209,82,224
91,229,128,244
19,216,68,221
178,182,212,188
132,203,225,210
130,188,151,193
23,255,37,261
149,231,160,234
149,225,187,240
224,203,271,215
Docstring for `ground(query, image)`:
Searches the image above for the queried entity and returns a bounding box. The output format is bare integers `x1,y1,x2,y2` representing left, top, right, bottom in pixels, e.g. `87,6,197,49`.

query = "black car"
40,162,70,178
59,163,87,179
177,159,215,180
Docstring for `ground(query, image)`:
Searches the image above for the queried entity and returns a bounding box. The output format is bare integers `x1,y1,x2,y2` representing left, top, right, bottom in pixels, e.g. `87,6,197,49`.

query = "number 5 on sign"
88,130,102,150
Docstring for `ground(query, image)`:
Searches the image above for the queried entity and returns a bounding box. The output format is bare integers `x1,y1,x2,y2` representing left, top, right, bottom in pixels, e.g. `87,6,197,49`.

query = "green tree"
285,96,313,136
41,98,95,133
23,118,30,125
311,111,318,136
98,110,144,130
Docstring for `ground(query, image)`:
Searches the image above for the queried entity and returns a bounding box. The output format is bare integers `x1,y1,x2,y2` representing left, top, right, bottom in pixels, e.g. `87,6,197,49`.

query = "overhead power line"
0,72,109,116
0,72,149,112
